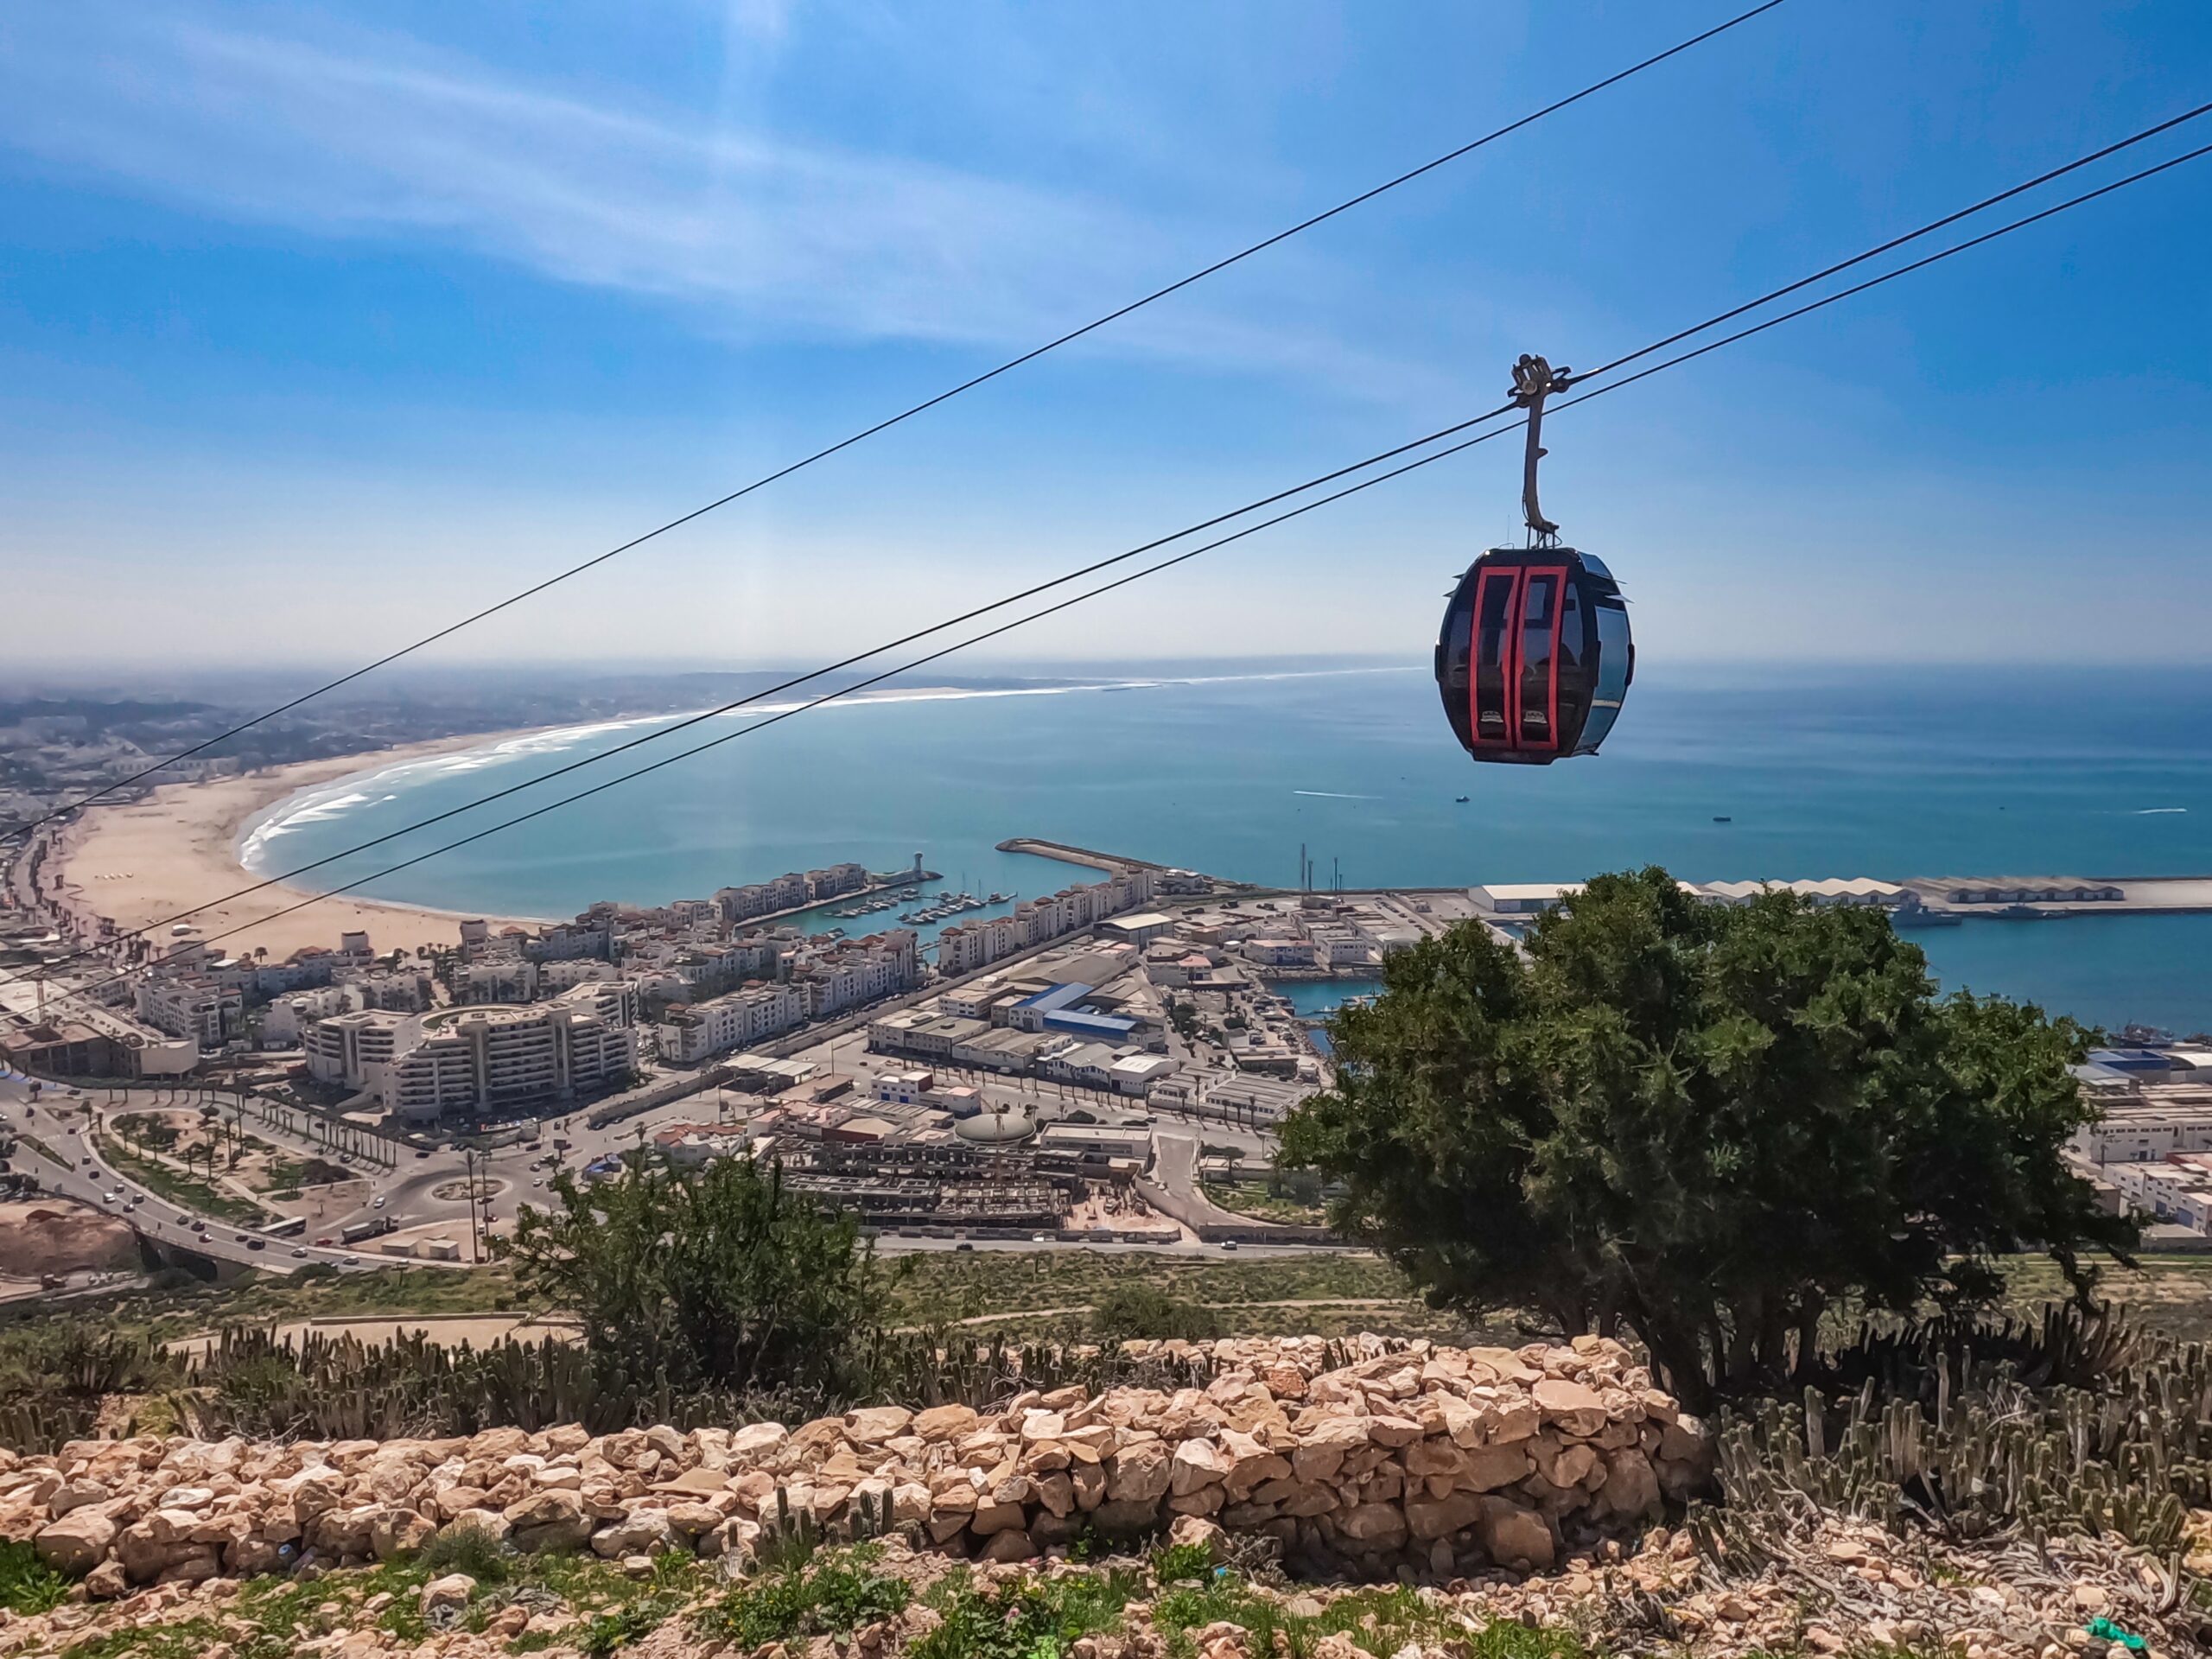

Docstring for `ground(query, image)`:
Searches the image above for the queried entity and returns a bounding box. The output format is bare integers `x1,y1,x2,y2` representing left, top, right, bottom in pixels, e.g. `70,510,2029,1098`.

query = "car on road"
291,1248,308,1258
372,1196,386,1208
246,1239,265,1251
341,1255,359,1266
234,1233,250,1243
414,1150,431,1160
954,1242,974,1252
1220,1241,1240,1252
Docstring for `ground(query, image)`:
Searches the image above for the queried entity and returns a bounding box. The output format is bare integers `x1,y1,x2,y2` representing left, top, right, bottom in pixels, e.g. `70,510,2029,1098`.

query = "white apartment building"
938,873,1157,977
716,874,809,923
380,997,637,1122
136,976,237,1048
939,913,1024,976
266,984,355,1046
460,959,542,1004
806,862,870,900
791,930,918,1017
655,982,805,1065
542,958,620,991
302,1008,407,1090
523,921,613,963
347,969,435,1013
303,983,638,1120
252,957,335,997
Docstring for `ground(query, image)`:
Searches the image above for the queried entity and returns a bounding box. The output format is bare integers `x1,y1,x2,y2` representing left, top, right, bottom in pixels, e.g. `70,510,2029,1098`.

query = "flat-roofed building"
1471,883,1584,915
951,1027,1048,1073
1109,1053,1176,1096
1037,1123,1153,1162
1100,912,1177,947
1702,877,1921,912
657,982,804,1065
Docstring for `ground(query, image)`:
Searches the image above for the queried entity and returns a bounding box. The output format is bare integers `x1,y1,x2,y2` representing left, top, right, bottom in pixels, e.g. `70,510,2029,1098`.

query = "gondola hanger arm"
1510,353,1574,543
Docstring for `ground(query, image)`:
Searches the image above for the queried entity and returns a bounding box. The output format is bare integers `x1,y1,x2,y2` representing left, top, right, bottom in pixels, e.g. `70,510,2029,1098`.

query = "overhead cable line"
3,0,1792,839
33,126,2212,1010
16,97,2212,982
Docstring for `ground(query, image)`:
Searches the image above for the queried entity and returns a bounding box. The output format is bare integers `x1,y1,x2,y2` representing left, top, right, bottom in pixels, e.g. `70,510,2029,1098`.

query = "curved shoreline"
62,667,1425,961
56,728,563,960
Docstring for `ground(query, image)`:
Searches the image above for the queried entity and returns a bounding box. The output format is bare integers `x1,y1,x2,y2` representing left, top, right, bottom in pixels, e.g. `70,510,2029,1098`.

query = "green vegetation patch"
695,1546,912,1649
96,1134,267,1226
0,1539,71,1616
1200,1183,1325,1227
912,1564,1143,1659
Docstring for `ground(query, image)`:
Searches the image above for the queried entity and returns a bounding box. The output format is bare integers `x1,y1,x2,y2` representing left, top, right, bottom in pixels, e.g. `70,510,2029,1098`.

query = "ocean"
241,663,2212,1035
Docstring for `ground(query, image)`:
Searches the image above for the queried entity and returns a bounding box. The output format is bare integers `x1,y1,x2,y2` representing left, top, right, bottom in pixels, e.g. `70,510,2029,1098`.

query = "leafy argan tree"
1278,868,2135,1408
502,1153,886,1399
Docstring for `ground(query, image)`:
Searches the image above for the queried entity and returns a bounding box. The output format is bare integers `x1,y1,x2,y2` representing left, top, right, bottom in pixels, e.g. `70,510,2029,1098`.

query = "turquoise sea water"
242,664,2212,1034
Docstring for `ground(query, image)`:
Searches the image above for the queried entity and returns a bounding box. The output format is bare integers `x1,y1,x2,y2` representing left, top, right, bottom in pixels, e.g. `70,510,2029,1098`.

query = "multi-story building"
805,863,870,901
302,1008,407,1090
136,976,238,1048
266,984,354,1046
459,959,541,1004
350,969,435,1012
715,873,810,924
303,984,637,1121
523,921,613,963
654,982,804,1065
790,929,918,1018
542,958,621,992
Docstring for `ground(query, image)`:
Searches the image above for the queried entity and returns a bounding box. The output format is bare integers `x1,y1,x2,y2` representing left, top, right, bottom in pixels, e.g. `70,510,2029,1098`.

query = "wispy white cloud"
0,3,1450,400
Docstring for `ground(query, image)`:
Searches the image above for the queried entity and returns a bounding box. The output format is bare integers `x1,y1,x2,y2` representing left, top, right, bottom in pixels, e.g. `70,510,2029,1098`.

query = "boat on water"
899,889,992,925
1713,816,1732,823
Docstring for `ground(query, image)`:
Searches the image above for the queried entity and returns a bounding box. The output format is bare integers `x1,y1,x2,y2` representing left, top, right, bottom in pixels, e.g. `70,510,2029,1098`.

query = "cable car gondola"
1435,354,1632,764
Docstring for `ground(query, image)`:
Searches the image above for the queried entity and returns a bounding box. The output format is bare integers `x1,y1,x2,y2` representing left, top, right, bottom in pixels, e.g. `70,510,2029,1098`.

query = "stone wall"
9,1335,1709,1596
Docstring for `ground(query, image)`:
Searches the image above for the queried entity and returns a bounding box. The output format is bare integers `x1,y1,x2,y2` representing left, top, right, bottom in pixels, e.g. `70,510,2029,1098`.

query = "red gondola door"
1466,563,1566,757
1516,566,1566,753
1468,566,1519,752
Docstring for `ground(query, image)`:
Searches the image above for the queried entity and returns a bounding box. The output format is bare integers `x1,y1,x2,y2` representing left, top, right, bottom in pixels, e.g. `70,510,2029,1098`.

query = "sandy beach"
54,730,556,961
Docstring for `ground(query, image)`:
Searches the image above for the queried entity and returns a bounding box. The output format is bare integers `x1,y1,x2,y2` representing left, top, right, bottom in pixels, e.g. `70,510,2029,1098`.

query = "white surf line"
241,665,1424,867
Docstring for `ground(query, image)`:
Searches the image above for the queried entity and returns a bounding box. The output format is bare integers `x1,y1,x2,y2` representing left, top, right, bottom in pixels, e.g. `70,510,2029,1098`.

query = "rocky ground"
1,1335,2206,1659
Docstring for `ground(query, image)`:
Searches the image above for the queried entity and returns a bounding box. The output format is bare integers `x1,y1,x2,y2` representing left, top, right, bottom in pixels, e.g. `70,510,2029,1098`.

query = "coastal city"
5,8,2212,1653
5,776,2212,1299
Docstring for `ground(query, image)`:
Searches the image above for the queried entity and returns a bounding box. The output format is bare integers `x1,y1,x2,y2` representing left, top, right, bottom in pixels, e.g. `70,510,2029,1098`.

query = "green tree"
1277,868,2134,1408
500,1154,886,1397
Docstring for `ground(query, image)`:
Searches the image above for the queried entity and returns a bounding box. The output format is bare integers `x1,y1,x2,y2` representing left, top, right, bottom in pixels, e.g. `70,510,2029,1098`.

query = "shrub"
503,1153,885,1397
1090,1286,1221,1344
417,1517,513,1582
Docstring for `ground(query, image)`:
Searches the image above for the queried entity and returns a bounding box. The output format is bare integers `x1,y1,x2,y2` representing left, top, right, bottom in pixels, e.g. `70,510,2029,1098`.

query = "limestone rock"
35,1508,116,1574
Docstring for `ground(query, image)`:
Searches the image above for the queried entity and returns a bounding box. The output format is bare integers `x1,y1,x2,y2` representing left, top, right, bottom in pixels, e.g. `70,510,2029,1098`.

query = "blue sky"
2,0,2208,672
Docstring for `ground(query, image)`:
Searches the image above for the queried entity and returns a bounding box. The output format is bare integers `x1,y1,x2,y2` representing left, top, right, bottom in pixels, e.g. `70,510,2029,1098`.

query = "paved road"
1,1076,386,1275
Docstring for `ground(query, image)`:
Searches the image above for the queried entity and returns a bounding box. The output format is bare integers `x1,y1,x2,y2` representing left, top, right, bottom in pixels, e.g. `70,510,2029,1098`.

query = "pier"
995,839,2212,921
995,837,1173,876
